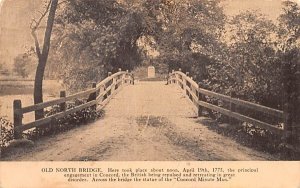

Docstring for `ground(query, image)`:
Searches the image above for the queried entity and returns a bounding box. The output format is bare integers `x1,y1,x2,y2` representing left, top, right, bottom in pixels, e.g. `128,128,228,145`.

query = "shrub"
1,100,104,154
0,117,14,149
24,100,104,140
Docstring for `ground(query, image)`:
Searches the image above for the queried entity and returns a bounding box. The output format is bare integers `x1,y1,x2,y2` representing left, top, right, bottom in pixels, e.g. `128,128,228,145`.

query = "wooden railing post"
171,69,176,84
230,91,236,124
197,83,203,117
91,82,97,110
132,73,135,85
166,73,170,85
185,72,189,95
125,70,129,84
13,100,22,139
59,91,66,111
118,68,123,88
112,76,116,95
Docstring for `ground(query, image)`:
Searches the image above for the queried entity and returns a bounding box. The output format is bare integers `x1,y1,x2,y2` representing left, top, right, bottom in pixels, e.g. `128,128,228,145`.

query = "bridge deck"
3,81,275,161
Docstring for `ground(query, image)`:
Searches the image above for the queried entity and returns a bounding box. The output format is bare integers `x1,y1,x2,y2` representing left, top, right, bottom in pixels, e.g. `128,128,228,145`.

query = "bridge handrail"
167,70,286,135
13,69,134,138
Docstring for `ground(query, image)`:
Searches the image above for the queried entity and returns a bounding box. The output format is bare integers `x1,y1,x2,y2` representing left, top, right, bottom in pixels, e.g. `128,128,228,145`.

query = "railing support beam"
59,91,66,112
13,100,22,139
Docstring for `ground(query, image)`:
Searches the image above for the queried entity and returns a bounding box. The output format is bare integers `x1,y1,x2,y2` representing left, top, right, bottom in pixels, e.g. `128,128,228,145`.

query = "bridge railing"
167,69,288,136
13,69,134,139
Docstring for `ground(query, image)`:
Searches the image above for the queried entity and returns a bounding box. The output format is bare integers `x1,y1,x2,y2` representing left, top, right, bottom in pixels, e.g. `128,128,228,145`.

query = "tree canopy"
40,0,299,111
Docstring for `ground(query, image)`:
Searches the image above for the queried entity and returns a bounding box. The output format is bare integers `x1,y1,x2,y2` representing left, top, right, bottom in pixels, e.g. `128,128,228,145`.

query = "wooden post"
59,91,66,111
283,101,293,143
185,72,190,94
282,60,295,144
118,68,123,87
13,100,22,139
296,70,300,142
230,91,236,124
166,73,169,85
132,74,135,85
122,70,129,84
92,82,97,110
171,70,175,83
197,83,203,117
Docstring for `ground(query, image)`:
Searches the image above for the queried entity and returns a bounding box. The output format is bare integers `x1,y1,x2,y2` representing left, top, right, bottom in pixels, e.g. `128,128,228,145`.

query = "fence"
167,69,290,137
13,69,134,139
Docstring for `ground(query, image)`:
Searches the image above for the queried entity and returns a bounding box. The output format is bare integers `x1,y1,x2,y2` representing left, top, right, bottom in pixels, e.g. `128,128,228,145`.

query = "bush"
1,100,104,154
24,100,104,140
0,117,14,149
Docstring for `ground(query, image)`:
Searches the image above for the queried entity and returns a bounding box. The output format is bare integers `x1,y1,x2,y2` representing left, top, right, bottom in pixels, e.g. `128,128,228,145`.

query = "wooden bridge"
7,69,297,160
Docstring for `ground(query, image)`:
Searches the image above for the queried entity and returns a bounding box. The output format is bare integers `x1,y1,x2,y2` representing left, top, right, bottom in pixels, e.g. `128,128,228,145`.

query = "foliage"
0,62,10,76
41,0,299,144
47,0,152,91
146,0,226,77
0,102,103,153
205,12,284,109
24,100,104,140
279,0,300,49
0,117,14,148
13,53,34,78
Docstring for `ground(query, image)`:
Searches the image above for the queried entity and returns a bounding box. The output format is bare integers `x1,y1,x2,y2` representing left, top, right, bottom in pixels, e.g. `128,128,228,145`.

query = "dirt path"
2,81,275,161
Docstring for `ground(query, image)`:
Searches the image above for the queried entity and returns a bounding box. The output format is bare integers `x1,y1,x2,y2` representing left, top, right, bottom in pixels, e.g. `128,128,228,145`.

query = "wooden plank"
96,78,121,103
96,93,105,102
21,88,96,114
104,85,113,94
98,94,113,110
96,72,125,89
17,100,97,132
18,71,131,132
97,77,112,89
115,79,123,86
175,71,198,89
198,88,284,118
185,87,198,103
198,101,284,134
177,78,184,87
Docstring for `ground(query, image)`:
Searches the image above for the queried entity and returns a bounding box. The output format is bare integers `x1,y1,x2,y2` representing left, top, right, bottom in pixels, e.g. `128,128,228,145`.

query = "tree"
13,54,31,78
219,11,281,107
278,0,300,140
47,0,155,91
144,0,226,78
0,62,10,76
31,0,58,119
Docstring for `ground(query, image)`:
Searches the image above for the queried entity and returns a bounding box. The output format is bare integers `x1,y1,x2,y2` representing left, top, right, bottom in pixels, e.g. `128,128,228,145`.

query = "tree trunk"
34,57,47,120
33,0,58,120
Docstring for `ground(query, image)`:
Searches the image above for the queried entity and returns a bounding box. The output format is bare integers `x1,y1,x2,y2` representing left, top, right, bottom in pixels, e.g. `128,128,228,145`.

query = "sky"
223,0,283,20
0,0,298,17
0,0,3,11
